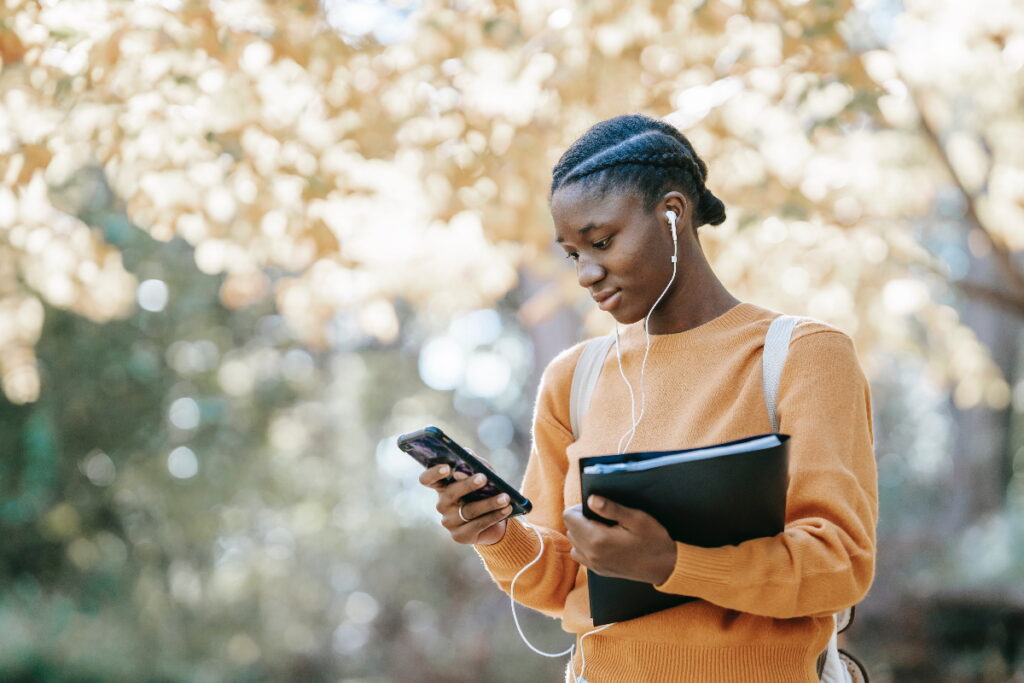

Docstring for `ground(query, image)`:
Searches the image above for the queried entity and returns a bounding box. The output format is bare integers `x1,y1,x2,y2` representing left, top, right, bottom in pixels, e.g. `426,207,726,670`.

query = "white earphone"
665,210,678,263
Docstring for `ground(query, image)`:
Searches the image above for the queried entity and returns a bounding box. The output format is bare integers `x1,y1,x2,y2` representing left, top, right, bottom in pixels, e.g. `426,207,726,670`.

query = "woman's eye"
593,237,611,249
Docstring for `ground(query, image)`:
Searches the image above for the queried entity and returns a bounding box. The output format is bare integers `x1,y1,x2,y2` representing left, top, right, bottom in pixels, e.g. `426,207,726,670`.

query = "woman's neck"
645,243,740,336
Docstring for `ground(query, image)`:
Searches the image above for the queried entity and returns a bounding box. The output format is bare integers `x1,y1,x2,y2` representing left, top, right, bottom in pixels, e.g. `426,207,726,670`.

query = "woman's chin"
608,307,644,326
599,291,649,325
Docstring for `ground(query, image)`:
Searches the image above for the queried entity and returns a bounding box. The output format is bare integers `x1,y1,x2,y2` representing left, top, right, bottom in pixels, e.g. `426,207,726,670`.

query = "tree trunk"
946,238,1022,531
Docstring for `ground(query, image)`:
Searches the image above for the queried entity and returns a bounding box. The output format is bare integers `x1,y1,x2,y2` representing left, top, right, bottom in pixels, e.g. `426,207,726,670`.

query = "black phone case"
397,426,533,517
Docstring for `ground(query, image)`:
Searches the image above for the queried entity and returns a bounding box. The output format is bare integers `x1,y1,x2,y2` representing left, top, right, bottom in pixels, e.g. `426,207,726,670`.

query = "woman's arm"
471,346,585,619
652,329,878,619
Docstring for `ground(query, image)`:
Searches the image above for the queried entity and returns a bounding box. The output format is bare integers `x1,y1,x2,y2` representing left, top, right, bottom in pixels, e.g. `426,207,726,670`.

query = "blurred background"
1,0,1023,681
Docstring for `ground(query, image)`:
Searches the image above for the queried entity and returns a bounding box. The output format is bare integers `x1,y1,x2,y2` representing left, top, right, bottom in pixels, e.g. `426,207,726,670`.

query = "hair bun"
696,189,726,227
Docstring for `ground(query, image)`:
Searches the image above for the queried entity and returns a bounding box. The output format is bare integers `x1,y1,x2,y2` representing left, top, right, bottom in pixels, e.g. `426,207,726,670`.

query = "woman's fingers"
443,490,512,528
450,505,513,542
418,463,452,490
418,458,511,544
435,472,487,512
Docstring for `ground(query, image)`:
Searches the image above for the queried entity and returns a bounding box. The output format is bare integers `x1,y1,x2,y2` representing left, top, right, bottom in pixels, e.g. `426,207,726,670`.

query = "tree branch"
906,84,1024,298
954,279,1024,319
916,255,1024,319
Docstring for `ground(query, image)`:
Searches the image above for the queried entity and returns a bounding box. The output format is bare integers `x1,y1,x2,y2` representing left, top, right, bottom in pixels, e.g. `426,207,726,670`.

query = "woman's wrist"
649,540,677,585
473,519,509,546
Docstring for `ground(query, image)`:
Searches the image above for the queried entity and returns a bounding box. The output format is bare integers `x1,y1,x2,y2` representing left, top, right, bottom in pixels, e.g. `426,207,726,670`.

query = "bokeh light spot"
345,591,380,624
168,446,199,479
137,279,169,312
464,351,511,399
169,397,201,430
82,449,116,486
449,308,502,348
419,337,464,390
477,414,515,450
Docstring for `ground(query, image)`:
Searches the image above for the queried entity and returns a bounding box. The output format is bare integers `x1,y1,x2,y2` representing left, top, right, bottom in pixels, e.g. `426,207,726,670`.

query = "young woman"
418,114,877,682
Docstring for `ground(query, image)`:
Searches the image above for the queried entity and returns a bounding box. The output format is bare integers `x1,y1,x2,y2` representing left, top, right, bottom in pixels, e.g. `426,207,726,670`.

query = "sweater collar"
614,302,766,353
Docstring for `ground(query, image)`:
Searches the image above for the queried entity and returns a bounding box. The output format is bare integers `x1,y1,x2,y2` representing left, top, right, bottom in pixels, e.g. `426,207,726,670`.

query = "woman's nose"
576,256,604,288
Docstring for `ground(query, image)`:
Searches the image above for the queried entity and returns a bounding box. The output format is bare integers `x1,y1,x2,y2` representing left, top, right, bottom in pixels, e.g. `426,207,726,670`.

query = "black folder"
578,433,790,625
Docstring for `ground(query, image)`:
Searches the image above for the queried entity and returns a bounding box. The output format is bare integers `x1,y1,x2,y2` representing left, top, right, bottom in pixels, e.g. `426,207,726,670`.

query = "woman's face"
551,184,686,326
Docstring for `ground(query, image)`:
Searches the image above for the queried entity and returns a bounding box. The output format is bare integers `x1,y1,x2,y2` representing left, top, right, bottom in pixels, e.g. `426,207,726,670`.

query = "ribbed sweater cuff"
472,517,544,575
567,637,817,683
653,542,735,595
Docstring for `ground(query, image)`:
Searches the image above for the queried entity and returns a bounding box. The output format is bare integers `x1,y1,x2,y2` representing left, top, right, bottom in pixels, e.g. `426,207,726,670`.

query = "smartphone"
397,426,532,517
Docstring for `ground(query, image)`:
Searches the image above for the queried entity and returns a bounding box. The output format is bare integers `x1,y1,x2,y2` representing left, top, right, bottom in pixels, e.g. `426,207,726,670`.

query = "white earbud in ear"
665,210,678,263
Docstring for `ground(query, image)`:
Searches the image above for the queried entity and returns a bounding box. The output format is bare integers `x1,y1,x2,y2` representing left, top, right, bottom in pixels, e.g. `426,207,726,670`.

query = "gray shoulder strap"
763,315,801,433
764,315,854,662
569,335,616,440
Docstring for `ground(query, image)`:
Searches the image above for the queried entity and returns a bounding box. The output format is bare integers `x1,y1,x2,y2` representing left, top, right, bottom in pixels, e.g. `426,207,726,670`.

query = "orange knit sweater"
473,302,877,682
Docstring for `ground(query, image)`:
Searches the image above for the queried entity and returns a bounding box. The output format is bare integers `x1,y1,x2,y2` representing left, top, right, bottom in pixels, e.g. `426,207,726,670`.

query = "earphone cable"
509,520,575,658
511,520,618,683
617,213,679,453
613,322,637,454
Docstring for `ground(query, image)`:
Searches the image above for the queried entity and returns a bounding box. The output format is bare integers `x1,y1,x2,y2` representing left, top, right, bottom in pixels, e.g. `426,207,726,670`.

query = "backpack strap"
762,314,801,433
762,314,862,682
568,335,616,440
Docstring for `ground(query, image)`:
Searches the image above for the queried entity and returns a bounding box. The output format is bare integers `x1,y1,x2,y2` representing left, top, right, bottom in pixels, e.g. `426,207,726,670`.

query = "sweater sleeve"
651,329,878,619
471,345,583,619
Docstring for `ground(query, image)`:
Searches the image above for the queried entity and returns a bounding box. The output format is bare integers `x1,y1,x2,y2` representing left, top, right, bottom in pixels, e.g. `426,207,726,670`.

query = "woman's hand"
419,463,512,546
562,495,677,585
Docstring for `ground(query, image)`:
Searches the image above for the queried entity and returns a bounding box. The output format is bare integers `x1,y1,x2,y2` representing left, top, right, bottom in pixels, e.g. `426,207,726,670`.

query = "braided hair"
550,114,726,229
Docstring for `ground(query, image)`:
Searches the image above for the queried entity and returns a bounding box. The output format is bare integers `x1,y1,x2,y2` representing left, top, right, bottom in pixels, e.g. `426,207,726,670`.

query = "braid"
550,115,726,228
565,152,686,180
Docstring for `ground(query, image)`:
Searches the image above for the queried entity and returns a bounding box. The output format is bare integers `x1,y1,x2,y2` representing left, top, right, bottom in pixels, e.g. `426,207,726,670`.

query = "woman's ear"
659,192,689,228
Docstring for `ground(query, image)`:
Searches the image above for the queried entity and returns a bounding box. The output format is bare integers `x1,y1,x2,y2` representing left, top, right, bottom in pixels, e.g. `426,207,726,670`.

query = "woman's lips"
597,290,622,311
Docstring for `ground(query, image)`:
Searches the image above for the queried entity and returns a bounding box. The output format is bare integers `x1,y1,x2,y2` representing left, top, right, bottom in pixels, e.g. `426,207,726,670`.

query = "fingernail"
497,494,509,504
589,495,602,509
474,473,486,484
439,466,450,475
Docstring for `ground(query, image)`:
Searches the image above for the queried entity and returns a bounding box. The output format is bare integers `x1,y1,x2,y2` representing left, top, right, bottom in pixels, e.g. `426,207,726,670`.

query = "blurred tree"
2,0,1020,402
0,167,561,681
